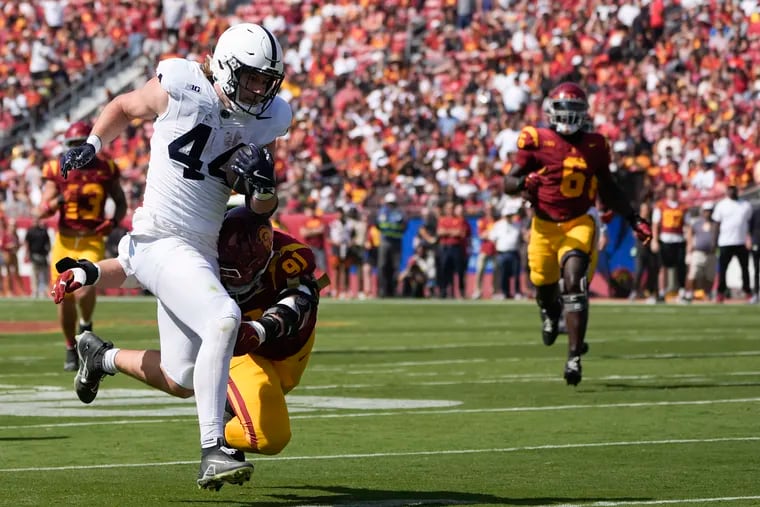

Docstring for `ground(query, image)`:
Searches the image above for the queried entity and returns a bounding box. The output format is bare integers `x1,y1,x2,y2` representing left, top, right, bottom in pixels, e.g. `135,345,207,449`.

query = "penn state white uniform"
116,58,291,448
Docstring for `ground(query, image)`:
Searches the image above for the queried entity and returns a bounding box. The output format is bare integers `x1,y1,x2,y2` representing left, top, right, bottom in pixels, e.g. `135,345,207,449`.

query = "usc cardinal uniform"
517,126,612,286
224,230,323,455
41,156,120,282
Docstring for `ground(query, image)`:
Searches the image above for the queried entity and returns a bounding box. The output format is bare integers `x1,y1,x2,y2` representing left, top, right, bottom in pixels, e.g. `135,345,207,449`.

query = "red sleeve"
515,126,541,171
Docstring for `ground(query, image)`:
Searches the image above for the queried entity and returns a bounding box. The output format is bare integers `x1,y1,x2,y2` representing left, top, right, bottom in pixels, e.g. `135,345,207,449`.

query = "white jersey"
132,58,292,254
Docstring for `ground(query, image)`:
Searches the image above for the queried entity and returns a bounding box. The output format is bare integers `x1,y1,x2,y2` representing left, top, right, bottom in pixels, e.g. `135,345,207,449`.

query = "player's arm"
91,77,168,147
249,140,278,216
503,127,540,195
106,177,128,227
61,78,169,176
597,169,652,243
51,257,128,304
36,179,62,218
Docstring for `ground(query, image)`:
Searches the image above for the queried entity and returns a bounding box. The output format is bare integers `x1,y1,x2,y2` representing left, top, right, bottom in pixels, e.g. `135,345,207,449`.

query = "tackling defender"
38,120,127,371
504,82,652,385
58,23,291,488
53,207,326,489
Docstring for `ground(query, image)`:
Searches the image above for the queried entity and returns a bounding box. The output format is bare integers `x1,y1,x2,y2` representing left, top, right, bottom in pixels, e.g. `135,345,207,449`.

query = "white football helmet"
211,23,284,117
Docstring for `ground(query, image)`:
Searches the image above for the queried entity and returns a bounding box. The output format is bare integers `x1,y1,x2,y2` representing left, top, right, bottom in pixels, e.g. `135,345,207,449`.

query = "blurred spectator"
651,183,688,302
712,184,753,302
399,244,434,298
436,200,468,299
299,202,327,275
1,217,22,296
472,201,497,300
684,201,718,303
24,215,51,298
490,206,523,300
376,192,406,298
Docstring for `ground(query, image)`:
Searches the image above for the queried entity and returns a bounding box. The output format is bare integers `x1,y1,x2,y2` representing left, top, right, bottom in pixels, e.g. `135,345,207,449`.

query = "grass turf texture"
0,298,758,506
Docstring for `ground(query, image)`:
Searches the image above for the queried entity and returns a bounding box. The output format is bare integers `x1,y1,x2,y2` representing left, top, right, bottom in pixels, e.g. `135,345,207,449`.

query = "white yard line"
0,436,757,473
1,396,758,430
546,496,760,506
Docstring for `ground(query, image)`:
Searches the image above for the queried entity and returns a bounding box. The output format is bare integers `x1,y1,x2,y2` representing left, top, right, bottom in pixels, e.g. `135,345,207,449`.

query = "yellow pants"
224,332,315,455
528,214,597,287
50,233,105,284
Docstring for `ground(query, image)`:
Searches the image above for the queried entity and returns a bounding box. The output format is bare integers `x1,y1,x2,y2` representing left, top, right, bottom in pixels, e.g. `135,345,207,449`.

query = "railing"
0,47,136,152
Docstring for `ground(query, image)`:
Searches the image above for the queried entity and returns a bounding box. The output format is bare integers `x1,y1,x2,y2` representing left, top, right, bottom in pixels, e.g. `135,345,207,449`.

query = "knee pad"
561,292,588,313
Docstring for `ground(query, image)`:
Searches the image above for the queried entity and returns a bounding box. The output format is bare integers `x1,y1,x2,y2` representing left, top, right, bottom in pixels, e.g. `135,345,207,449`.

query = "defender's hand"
61,143,96,178
234,319,264,356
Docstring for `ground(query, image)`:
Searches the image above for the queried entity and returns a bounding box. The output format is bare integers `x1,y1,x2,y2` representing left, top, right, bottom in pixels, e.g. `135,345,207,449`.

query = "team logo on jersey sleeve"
258,225,273,251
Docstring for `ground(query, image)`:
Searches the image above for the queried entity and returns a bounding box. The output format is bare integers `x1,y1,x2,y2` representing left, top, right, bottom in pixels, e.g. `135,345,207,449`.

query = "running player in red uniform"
38,120,127,371
503,82,652,385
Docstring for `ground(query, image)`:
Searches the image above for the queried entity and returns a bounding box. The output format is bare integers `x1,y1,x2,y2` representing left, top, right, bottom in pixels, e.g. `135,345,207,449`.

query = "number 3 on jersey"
168,124,241,183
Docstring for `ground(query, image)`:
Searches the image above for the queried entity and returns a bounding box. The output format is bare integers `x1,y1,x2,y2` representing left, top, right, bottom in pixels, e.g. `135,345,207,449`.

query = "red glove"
234,319,264,356
520,172,540,203
630,214,652,244
51,270,83,304
600,209,615,224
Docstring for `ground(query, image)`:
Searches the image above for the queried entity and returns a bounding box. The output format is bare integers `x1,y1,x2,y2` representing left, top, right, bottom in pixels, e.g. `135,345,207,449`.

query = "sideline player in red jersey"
50,206,327,488
37,120,127,371
503,82,652,385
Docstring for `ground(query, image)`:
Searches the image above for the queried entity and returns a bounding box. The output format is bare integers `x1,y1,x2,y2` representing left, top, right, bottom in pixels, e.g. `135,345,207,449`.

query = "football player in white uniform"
59,23,292,490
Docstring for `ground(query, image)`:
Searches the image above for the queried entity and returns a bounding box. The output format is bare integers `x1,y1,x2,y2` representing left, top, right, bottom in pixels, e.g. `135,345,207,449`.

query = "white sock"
195,316,237,449
79,319,92,327
102,348,120,375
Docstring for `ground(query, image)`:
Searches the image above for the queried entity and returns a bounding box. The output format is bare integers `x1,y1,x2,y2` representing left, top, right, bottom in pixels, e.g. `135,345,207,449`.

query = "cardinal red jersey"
237,230,318,361
41,157,120,233
656,200,687,236
516,126,610,222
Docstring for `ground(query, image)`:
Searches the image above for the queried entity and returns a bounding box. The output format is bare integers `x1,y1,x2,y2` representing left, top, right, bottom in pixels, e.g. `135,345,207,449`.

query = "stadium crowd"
1,0,760,300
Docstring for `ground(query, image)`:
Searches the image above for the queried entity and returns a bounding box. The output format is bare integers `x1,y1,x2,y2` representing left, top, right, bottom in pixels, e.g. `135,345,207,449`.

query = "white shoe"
471,290,482,300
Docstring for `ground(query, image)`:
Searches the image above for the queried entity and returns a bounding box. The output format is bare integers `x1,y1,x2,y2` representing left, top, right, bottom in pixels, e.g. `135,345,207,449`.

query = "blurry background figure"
630,201,660,303
400,244,435,298
651,183,688,303
712,185,753,302
751,205,760,304
453,202,472,299
328,207,355,299
472,202,498,299
1,218,22,296
362,217,380,298
38,120,127,370
376,193,406,298
684,202,718,302
415,205,439,297
24,216,51,299
346,206,365,299
490,206,523,299
437,201,469,299
299,202,327,276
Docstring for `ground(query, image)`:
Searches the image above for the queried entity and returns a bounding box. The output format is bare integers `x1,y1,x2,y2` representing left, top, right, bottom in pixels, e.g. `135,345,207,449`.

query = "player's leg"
557,215,596,386
128,236,249,486
72,236,106,333
50,233,80,370
528,217,562,345
225,355,290,455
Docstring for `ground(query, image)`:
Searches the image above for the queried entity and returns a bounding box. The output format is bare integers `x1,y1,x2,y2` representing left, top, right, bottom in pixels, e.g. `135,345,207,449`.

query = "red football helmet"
63,121,91,148
217,206,274,295
543,82,589,135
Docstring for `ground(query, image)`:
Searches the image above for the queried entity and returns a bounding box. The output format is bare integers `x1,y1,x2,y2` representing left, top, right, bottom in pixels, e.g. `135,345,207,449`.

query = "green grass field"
0,298,759,506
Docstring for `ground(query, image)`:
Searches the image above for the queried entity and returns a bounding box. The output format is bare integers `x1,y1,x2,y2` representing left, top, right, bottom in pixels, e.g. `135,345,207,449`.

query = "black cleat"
74,331,114,404
564,355,582,386
540,308,560,346
197,439,253,491
64,348,78,371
